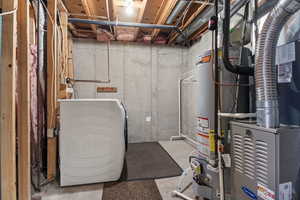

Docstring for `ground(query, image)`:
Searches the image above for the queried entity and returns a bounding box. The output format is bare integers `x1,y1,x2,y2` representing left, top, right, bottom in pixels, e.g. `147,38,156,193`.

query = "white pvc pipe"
218,112,256,119
217,113,225,200
176,69,198,139
178,79,183,137
181,134,199,147
172,190,196,200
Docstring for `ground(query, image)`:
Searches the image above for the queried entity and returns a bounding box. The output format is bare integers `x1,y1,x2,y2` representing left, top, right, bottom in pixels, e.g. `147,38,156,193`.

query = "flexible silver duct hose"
278,11,300,45
256,0,300,128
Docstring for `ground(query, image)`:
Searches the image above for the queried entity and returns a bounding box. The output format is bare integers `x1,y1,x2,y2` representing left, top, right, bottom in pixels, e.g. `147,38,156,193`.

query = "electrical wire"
179,1,194,28
39,0,54,24
105,0,113,33
167,0,197,42
57,9,68,81
40,0,63,130
0,7,18,16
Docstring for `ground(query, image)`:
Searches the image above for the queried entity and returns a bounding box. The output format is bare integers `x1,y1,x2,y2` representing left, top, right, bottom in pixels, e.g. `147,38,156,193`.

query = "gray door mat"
102,180,163,200
120,142,183,181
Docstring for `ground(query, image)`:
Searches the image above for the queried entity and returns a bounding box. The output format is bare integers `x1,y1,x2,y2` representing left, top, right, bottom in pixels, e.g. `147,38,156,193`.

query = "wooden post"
68,36,74,79
133,0,148,40
0,0,18,199
17,0,31,199
151,0,177,40
61,11,68,79
81,0,98,33
47,0,58,180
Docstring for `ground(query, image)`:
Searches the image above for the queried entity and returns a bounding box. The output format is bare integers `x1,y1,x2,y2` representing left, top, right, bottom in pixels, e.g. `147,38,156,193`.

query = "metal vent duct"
176,0,249,43
255,0,300,128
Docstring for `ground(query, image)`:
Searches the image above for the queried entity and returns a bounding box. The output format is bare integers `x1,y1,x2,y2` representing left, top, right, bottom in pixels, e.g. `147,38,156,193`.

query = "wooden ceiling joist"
68,23,89,37
106,0,115,20
114,0,145,8
134,0,148,40
111,0,118,37
81,0,98,32
65,0,217,44
137,0,149,24
151,0,178,40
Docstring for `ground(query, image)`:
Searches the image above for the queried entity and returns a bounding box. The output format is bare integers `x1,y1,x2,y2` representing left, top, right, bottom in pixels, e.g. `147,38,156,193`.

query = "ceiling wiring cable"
30,0,38,22
167,0,194,42
106,0,113,33
40,0,55,24
180,0,194,28
0,7,18,16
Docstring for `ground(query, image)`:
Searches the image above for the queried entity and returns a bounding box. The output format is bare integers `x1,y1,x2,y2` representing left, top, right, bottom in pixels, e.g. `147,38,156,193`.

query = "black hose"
222,0,254,76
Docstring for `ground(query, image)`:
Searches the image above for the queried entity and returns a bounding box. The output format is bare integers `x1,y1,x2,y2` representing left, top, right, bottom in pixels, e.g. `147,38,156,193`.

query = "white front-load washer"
59,99,126,186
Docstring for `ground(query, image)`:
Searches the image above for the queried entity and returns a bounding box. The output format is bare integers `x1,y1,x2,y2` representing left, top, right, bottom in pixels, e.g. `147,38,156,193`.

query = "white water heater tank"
195,47,251,161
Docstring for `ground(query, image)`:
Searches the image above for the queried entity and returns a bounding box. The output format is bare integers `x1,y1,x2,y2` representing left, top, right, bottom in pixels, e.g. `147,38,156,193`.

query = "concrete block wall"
73,39,188,142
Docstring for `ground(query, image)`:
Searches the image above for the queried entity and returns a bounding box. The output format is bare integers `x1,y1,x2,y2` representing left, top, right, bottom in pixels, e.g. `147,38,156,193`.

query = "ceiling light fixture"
125,0,134,16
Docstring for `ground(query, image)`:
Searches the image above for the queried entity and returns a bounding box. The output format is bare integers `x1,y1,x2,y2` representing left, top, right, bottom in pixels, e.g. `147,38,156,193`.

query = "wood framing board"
81,0,97,32
61,11,68,80
17,0,31,199
57,25,62,97
97,87,118,93
47,137,57,181
64,0,93,29
67,36,75,79
142,0,164,23
91,0,109,17
29,5,36,44
63,0,84,13
47,0,58,129
47,0,58,180
133,0,148,40
0,0,18,199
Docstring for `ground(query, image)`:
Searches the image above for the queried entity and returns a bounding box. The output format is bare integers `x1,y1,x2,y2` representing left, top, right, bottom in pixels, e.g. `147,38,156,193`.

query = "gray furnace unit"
230,121,300,200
